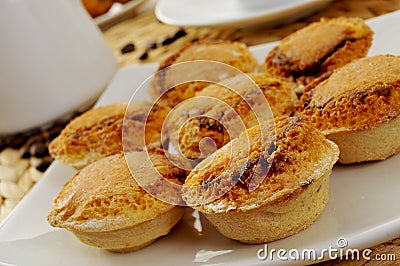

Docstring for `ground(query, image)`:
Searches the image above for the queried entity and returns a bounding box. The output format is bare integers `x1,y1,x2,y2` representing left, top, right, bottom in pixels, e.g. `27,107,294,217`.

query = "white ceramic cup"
0,0,117,135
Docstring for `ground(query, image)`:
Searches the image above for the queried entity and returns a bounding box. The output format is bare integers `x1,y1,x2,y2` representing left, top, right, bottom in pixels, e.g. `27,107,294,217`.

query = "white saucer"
155,0,333,27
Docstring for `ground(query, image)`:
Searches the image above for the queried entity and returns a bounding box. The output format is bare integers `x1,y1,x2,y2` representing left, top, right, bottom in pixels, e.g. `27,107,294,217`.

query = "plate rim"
155,0,333,27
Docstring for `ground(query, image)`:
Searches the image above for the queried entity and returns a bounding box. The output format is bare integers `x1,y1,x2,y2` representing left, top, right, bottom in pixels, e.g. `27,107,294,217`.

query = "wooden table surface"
103,0,400,265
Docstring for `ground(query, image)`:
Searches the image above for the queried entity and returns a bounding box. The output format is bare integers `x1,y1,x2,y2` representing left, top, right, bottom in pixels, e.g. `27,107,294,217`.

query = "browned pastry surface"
49,101,170,169
149,40,258,108
298,55,400,134
47,149,190,252
182,116,338,212
264,17,373,90
167,73,297,159
182,116,339,243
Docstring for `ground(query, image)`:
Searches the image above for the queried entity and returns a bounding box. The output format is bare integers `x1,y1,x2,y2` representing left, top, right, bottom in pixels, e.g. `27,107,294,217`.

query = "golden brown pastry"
265,17,373,93
297,55,400,164
166,73,297,159
182,116,339,244
49,101,170,169
149,40,258,108
47,148,190,252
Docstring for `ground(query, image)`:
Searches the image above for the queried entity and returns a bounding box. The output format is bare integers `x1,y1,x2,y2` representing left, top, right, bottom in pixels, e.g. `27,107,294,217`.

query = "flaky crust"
149,40,258,107
182,116,339,213
49,101,170,169
166,73,298,159
47,150,189,233
298,55,400,134
265,17,373,90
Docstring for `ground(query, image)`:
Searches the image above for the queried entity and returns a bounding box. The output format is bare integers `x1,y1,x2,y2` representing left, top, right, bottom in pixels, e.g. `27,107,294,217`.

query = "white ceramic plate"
1,11,400,266
155,0,333,27
94,0,146,29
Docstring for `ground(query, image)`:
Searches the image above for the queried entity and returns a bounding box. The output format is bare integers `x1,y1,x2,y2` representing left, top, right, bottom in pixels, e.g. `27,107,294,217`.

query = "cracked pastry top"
264,17,373,91
47,149,190,252
298,55,400,134
149,39,258,108
166,73,297,159
49,101,170,169
182,116,339,214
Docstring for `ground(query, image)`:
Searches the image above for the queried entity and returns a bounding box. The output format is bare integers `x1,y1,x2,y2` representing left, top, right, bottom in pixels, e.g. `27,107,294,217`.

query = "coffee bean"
36,157,53,172
48,124,64,140
121,43,135,54
146,41,157,50
29,142,48,158
139,51,148,60
19,145,31,159
161,29,187,46
161,37,174,46
8,134,28,149
174,29,187,39
25,134,45,147
0,138,8,152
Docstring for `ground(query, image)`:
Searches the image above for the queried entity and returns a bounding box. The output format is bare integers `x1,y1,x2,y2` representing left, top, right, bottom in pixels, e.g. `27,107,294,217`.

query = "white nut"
29,167,43,182
29,157,42,168
0,181,24,199
0,165,17,182
0,205,12,221
18,170,34,193
3,198,19,210
14,159,29,177
0,148,20,166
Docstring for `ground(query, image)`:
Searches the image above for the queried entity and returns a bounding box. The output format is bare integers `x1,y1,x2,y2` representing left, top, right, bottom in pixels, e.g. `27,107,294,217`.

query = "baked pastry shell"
204,171,330,244
71,206,185,252
325,115,400,164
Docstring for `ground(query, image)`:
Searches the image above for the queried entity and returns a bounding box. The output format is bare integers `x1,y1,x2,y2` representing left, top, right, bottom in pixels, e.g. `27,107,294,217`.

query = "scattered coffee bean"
146,41,157,50
25,134,46,148
139,51,148,60
161,37,174,46
8,134,28,149
174,29,187,39
29,142,48,158
0,138,8,152
161,29,187,46
120,43,135,54
48,125,64,141
36,157,53,172
19,145,31,159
